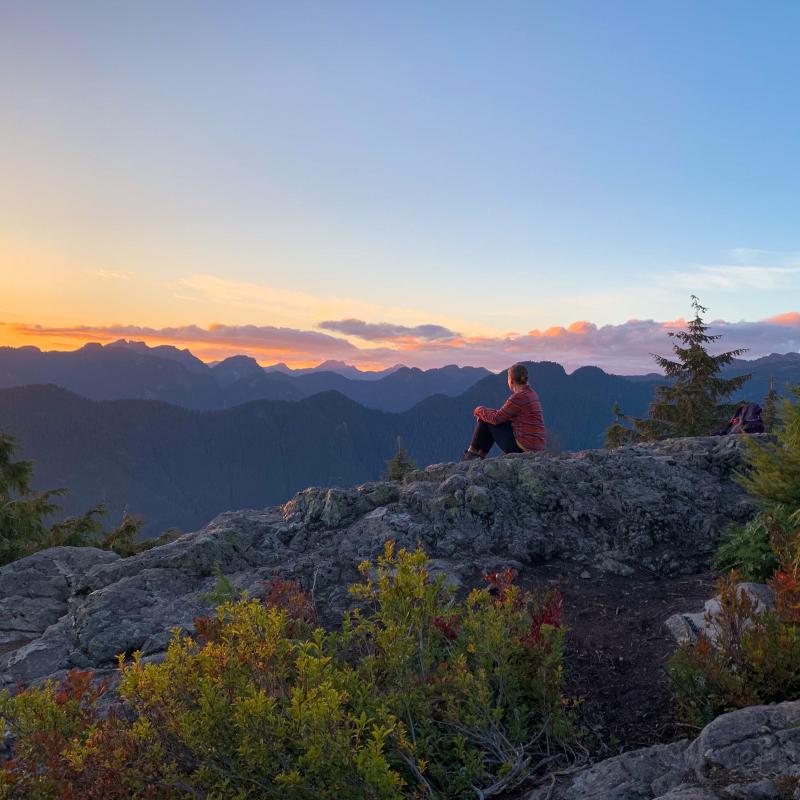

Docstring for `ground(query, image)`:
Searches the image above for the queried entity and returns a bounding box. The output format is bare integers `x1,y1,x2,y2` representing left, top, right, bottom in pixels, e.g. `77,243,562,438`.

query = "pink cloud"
766,312,800,326
3,313,799,373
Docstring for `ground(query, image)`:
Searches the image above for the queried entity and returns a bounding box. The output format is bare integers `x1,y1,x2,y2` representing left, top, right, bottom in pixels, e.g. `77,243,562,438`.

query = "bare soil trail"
517,565,716,755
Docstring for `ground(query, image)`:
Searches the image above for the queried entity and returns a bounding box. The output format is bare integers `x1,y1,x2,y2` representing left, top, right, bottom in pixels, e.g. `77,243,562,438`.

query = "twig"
399,750,436,798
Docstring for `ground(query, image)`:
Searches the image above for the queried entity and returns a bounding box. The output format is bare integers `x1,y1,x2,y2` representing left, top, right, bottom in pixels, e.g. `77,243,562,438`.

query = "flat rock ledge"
531,701,800,799
1,435,759,692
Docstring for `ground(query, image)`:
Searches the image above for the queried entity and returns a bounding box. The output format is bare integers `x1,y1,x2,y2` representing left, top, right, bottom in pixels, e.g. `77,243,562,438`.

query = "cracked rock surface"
0,435,759,691
3,435,797,793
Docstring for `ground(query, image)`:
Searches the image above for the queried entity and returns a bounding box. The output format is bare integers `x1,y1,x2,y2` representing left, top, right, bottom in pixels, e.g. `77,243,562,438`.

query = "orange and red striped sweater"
473,385,546,451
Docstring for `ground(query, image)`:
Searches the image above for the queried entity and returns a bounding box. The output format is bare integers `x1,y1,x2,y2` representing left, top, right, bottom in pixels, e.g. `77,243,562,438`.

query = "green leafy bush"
341,548,570,797
713,510,788,581
739,384,800,518
676,384,800,727
0,545,573,799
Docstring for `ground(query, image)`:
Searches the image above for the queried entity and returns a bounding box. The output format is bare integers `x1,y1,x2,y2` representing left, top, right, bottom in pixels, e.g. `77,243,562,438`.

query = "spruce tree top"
642,296,750,438
605,296,752,445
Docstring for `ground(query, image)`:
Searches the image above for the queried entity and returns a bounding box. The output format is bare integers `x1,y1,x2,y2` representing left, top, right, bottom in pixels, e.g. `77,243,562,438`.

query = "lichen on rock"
0,435,760,694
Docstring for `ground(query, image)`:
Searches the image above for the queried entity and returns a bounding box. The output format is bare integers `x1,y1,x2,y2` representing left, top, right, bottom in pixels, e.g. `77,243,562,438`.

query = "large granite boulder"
532,701,800,799
0,547,119,648
0,436,759,691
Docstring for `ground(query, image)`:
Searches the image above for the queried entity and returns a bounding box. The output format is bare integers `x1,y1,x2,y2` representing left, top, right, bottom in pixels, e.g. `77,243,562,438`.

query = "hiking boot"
462,449,483,461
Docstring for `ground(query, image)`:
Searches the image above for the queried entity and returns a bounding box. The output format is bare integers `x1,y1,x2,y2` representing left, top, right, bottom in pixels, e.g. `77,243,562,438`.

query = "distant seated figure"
462,363,546,460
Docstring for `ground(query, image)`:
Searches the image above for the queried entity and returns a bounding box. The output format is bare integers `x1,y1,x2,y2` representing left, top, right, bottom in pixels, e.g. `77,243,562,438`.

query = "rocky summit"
0,435,758,692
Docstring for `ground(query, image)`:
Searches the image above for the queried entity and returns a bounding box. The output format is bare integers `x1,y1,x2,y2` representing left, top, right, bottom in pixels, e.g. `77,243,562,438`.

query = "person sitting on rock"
463,363,546,460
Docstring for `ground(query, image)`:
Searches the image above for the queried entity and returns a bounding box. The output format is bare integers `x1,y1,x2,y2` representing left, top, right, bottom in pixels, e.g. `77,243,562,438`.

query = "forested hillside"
0,361,660,536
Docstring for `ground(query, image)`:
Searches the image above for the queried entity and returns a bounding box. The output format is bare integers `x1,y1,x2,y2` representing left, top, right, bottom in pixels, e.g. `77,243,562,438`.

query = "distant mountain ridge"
1,347,797,537
3,341,796,416
262,359,405,381
0,342,490,413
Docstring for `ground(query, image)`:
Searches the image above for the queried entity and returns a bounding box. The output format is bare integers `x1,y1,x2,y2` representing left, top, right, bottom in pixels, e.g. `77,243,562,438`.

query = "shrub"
341,548,570,797
0,545,573,799
670,564,800,728
739,384,800,519
0,671,169,800
713,510,789,581
679,385,800,726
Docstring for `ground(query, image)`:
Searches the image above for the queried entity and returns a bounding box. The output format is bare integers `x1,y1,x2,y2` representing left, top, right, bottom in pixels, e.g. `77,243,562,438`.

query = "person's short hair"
509,363,528,385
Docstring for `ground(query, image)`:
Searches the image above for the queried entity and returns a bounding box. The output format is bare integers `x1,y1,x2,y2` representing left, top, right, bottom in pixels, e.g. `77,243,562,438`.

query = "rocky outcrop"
0,436,759,691
531,701,800,799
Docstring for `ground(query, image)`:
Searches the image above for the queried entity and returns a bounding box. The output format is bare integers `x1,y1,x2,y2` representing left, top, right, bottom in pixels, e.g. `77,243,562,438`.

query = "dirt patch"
508,563,717,755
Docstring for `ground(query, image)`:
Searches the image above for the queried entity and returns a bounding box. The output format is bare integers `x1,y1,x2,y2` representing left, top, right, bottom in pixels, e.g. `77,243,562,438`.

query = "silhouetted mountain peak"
262,362,292,374
524,361,568,381
106,339,208,374
211,355,264,388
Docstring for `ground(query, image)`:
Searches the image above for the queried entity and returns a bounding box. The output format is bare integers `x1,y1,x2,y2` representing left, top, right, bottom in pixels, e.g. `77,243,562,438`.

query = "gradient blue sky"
1,1,799,369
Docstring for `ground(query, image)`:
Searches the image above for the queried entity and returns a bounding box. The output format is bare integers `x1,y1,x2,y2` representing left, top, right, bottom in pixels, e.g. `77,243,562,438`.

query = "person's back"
463,364,546,459
504,383,546,451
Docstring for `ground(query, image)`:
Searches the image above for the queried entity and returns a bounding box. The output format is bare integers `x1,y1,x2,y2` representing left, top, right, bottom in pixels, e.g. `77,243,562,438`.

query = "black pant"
469,419,523,455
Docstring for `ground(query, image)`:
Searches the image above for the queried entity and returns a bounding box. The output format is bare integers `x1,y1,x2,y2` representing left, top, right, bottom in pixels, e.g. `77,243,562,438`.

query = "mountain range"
0,360,657,537
0,341,489,413
0,342,797,538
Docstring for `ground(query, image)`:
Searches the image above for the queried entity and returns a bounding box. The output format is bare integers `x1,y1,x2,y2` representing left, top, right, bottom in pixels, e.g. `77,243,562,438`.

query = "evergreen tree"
384,436,416,480
48,505,106,548
740,385,800,519
604,402,639,449
100,512,146,557
0,432,153,564
763,376,779,433
0,433,33,497
0,433,64,564
605,297,751,446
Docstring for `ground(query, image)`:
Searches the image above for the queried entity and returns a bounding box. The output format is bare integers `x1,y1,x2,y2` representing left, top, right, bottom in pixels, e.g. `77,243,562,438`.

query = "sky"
1,0,799,372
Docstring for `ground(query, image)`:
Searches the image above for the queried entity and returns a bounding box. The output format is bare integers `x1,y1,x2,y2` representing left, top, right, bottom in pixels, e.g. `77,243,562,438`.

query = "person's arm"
474,395,521,425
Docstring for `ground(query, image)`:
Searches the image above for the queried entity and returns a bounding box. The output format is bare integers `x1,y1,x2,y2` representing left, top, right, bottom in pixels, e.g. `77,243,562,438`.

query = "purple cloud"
318,318,460,341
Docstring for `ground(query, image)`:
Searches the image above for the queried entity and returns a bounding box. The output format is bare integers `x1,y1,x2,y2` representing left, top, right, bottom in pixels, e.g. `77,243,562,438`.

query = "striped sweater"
474,385,546,451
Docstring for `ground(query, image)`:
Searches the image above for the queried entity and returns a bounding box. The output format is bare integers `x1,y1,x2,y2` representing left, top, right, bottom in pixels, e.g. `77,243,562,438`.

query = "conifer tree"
605,296,751,446
604,402,639,449
740,385,800,519
0,432,151,564
385,436,416,480
0,433,64,564
763,376,779,433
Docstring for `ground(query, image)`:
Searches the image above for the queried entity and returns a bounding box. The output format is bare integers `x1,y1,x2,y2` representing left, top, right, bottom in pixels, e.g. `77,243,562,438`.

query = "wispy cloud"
725,248,800,265
664,265,800,292
171,274,472,335
318,318,460,342
86,269,134,281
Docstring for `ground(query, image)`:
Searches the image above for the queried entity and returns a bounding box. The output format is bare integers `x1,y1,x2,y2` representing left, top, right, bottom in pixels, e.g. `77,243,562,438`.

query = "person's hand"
473,406,484,417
